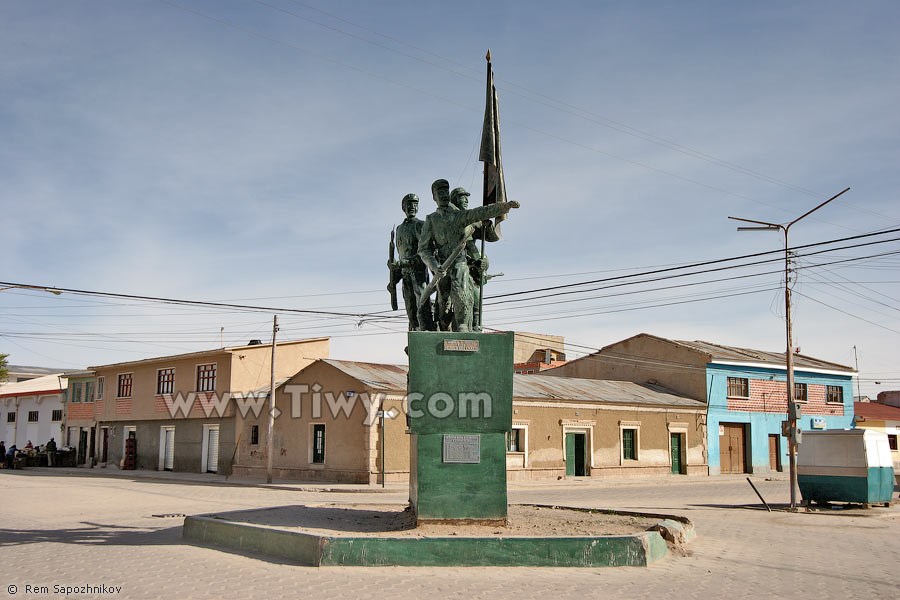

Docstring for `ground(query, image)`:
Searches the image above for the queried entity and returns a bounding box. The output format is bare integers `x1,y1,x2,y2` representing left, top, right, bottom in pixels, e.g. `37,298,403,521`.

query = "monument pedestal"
407,331,513,524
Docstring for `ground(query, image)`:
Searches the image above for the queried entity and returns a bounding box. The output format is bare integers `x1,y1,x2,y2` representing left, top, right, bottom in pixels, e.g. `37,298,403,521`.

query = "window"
727,377,749,398
622,428,637,460
312,424,326,464
250,425,259,446
85,381,94,403
97,376,104,400
507,429,521,452
71,383,83,403
888,434,898,451
27,411,39,423
7,412,15,423
794,382,808,402
117,373,133,398
52,409,63,422
157,368,175,395
826,385,843,404
196,364,216,393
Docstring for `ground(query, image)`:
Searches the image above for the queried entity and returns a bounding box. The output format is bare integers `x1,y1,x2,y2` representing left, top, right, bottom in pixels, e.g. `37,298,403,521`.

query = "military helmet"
450,187,470,205
401,193,419,209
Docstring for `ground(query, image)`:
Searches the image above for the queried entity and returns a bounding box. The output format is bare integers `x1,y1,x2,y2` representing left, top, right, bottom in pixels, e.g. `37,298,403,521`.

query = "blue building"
544,334,857,475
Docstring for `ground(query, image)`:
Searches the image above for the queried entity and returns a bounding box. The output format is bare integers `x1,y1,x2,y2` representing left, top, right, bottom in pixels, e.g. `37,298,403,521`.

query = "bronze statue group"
388,178,519,333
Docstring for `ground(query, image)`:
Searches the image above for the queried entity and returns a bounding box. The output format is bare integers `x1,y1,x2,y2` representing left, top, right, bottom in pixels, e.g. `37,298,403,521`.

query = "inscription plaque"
443,339,480,352
442,434,481,463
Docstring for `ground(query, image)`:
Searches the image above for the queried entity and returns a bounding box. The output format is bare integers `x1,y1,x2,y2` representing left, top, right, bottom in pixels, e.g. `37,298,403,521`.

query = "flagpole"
478,49,491,332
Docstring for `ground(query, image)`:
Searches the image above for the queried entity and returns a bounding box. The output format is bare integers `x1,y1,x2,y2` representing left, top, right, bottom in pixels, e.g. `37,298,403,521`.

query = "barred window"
250,425,259,446
97,376,104,400
197,364,216,392
727,377,749,397
117,373,133,398
71,383,83,403
85,381,94,403
794,382,808,402
7,412,15,423
52,409,63,422
826,385,843,404
157,368,175,395
622,428,637,460
27,411,39,423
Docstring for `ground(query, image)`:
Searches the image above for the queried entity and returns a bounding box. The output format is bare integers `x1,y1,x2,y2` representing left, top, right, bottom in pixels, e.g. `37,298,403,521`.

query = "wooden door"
768,434,780,471
719,424,746,473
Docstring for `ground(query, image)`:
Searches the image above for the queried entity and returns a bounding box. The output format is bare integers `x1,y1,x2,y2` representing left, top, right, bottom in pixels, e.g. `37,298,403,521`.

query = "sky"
1,1,898,396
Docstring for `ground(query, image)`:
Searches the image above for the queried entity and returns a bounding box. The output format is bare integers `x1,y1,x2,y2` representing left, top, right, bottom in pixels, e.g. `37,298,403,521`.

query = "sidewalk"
17,466,407,493
14,465,786,493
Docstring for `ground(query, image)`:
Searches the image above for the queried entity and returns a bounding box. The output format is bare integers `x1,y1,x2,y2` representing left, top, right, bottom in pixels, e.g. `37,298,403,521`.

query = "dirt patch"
213,503,659,538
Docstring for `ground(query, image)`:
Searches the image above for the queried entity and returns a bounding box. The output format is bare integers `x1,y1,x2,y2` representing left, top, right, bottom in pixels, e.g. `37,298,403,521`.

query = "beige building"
90,338,329,474
232,358,707,483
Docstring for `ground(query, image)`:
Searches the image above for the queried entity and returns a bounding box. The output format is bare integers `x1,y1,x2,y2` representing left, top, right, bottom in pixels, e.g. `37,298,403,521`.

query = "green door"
670,433,682,474
565,433,586,476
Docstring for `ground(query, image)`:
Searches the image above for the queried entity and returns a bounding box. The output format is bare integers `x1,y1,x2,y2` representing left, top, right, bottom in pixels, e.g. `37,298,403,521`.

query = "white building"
0,374,67,448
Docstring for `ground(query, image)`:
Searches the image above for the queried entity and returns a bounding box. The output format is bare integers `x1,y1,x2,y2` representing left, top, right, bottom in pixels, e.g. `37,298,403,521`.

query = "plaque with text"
443,339,480,352
442,434,481,463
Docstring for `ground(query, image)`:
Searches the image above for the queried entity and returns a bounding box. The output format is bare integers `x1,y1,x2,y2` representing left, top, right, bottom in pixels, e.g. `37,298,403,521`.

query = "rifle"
387,228,400,311
417,236,469,308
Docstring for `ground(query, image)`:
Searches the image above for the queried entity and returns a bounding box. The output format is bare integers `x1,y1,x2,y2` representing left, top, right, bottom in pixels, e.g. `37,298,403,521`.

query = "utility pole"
729,187,849,511
853,345,862,401
266,315,278,484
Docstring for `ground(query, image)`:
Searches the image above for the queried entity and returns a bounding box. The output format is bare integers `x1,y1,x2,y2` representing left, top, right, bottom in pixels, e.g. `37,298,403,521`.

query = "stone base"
183,514,673,568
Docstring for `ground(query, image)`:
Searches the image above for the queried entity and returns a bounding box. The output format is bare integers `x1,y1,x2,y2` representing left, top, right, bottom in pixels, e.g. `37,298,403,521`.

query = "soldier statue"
417,179,519,332
387,193,435,331
449,186,498,331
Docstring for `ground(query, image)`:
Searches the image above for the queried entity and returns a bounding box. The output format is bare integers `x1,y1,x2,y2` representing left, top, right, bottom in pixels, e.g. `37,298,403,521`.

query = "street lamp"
729,186,849,511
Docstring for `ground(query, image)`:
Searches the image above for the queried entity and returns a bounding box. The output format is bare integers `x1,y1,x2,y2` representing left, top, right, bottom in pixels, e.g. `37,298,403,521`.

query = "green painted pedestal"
407,331,513,523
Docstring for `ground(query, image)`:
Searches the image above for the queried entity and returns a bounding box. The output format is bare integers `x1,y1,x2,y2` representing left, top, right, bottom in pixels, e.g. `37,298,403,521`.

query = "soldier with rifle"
417,179,519,332
387,193,434,331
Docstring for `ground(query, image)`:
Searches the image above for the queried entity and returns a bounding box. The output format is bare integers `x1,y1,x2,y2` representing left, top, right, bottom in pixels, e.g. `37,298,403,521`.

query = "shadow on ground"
0,523,182,547
201,504,415,533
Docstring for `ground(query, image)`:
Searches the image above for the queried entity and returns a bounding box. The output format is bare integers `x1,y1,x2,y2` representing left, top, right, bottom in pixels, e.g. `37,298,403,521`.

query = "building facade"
0,374,67,449
62,370,99,465
545,333,856,475
90,338,329,474
232,359,707,483
854,401,900,469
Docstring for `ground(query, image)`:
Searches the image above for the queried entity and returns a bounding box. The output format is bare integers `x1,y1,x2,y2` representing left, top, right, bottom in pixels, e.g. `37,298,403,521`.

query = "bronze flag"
479,50,507,238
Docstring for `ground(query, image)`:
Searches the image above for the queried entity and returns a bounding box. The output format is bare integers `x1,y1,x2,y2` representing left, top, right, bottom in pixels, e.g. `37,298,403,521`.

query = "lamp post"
729,187,849,510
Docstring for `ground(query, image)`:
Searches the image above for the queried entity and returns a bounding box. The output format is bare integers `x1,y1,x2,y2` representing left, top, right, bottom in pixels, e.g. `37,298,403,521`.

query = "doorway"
768,434,782,472
670,432,685,474
565,432,587,476
160,427,175,471
100,427,109,463
78,429,88,465
719,423,747,474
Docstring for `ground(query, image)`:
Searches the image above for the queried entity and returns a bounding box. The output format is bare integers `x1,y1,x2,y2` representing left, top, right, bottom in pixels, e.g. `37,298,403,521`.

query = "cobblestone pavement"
1,470,898,599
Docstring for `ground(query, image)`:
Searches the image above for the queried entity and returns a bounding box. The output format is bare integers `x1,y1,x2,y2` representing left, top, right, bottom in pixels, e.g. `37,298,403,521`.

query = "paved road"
0,470,897,599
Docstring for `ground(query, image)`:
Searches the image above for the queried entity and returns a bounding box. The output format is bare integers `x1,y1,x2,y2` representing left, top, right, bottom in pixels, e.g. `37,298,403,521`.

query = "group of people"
388,178,519,332
0,437,57,468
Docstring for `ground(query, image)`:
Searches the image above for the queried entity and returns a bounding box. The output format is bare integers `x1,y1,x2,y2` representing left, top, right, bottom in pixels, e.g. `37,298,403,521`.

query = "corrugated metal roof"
513,373,704,407
318,360,702,407
321,359,409,391
233,377,293,399
672,339,855,372
854,401,900,421
0,374,67,398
